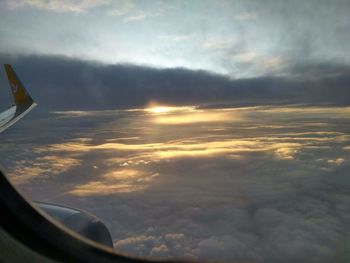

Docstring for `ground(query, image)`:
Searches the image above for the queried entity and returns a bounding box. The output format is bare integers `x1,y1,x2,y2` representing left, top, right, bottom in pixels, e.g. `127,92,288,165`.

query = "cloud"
1,0,349,77
114,233,191,259
0,54,349,110
114,235,157,256
201,37,237,50
3,105,349,187
227,51,286,76
69,169,159,196
123,11,147,23
158,34,192,42
327,158,345,166
234,11,258,21
106,0,134,17
152,109,242,125
1,49,350,262
1,103,350,262
232,52,284,68
10,155,80,184
4,0,111,13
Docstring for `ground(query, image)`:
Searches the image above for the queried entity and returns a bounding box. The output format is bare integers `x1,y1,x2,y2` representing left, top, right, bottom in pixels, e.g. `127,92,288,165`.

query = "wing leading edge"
0,64,37,133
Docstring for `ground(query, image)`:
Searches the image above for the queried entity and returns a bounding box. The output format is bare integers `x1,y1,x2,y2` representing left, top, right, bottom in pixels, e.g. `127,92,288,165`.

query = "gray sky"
0,0,350,77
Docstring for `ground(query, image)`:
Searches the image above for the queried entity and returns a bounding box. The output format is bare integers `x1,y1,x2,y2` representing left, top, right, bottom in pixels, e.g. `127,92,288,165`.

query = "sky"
0,0,350,77
0,0,349,110
0,0,350,262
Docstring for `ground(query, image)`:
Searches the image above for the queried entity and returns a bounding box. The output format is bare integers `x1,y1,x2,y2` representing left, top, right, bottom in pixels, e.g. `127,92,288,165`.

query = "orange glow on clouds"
153,111,242,124
145,105,196,114
69,169,159,196
144,105,242,124
6,106,349,195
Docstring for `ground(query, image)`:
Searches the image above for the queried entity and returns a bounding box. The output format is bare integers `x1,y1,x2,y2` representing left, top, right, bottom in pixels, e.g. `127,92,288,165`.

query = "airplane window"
0,1,350,262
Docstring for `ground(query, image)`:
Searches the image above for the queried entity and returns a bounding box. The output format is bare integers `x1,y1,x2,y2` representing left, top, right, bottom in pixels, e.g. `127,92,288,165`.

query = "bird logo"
11,83,18,93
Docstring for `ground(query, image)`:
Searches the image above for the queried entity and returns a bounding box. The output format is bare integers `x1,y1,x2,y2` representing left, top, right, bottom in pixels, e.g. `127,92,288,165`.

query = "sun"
147,106,176,113
145,105,196,114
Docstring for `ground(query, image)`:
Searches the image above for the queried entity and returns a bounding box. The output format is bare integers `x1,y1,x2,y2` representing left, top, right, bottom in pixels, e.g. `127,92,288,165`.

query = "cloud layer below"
0,105,349,262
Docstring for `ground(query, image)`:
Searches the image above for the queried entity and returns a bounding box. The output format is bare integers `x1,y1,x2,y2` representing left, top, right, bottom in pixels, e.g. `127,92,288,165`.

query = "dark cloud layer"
0,54,349,110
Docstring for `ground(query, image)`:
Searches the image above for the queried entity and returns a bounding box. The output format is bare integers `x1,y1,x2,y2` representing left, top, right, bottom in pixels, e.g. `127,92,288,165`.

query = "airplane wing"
0,64,37,133
0,65,117,255
0,65,153,262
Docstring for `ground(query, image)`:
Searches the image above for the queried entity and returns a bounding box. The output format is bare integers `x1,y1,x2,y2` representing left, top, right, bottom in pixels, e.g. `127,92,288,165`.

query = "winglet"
0,64,36,133
4,64,34,110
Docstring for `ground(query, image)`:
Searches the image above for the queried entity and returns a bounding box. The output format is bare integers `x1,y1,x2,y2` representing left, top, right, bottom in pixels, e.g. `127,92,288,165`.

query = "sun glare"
145,106,195,114
148,106,174,113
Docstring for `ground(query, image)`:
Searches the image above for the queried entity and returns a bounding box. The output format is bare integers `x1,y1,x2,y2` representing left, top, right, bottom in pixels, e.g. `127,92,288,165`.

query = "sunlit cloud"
27,107,350,169
258,106,350,115
69,169,159,196
154,141,304,160
106,137,141,142
4,106,350,198
327,158,345,166
52,110,125,118
53,110,100,117
69,181,144,195
152,109,242,125
145,106,196,114
9,156,80,184
2,104,350,261
144,105,242,124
